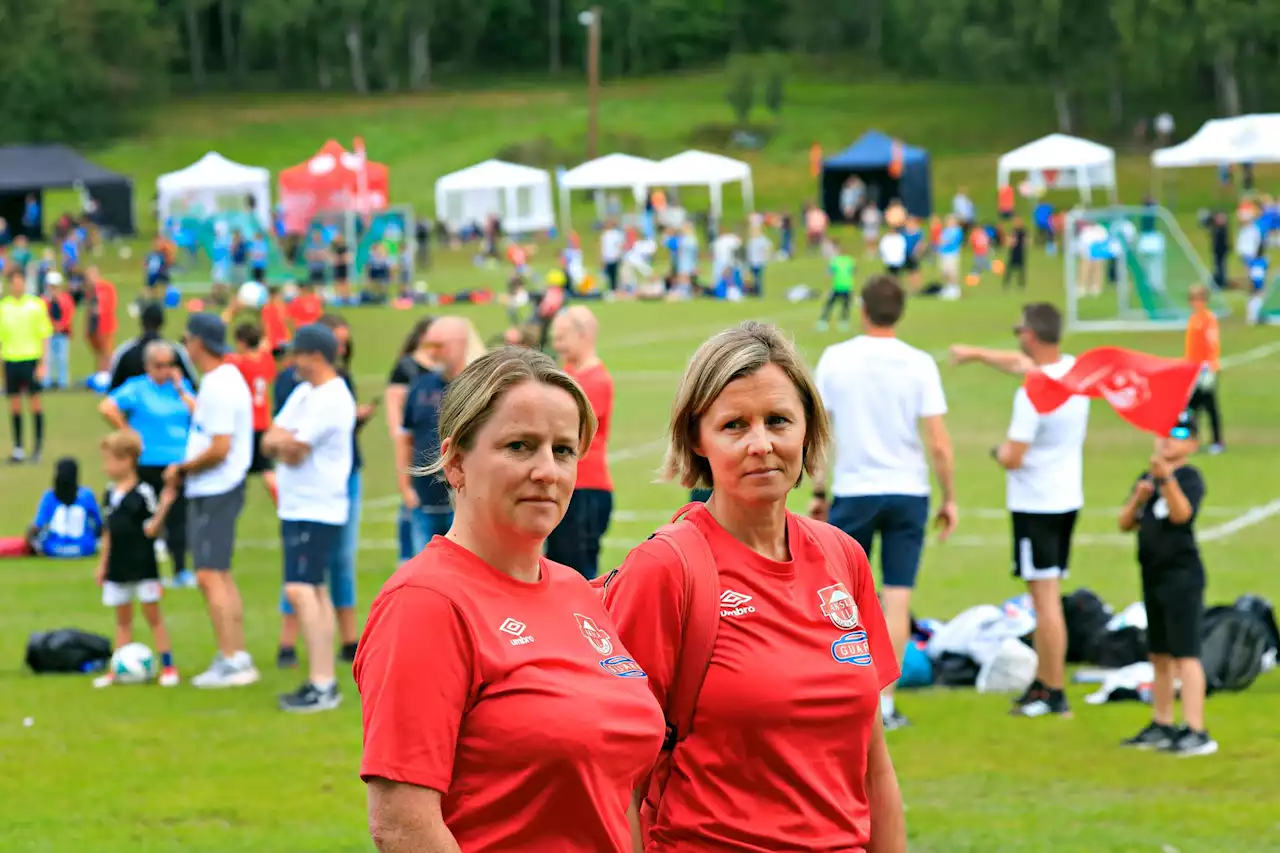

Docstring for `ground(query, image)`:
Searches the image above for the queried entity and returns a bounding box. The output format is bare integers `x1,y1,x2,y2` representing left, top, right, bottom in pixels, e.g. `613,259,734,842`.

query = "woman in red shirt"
604,321,906,853
355,346,665,853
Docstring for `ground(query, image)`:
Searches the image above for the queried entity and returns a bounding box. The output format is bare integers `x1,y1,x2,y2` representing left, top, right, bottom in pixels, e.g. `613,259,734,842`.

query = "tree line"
2,0,1277,146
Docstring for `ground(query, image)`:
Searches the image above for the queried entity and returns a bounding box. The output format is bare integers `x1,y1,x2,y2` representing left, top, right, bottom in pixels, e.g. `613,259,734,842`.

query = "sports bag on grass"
594,502,857,836
25,628,112,674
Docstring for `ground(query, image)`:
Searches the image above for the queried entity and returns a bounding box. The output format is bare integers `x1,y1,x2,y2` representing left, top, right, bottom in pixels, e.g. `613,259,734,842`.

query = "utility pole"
586,6,601,159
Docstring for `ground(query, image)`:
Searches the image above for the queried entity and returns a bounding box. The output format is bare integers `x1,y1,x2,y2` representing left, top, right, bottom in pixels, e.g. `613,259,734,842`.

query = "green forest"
3,0,1277,146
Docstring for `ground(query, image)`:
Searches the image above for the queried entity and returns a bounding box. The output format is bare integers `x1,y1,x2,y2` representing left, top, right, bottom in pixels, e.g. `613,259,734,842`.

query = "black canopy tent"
820,131,933,221
0,145,135,240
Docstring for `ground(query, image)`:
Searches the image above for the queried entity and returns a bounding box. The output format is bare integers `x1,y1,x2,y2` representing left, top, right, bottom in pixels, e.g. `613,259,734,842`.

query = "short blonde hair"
101,429,143,463
417,346,597,481
1189,283,1209,302
661,321,830,489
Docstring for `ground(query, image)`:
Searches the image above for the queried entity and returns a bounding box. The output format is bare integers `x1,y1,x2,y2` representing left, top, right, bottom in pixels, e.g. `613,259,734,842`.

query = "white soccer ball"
110,642,156,684
238,280,268,308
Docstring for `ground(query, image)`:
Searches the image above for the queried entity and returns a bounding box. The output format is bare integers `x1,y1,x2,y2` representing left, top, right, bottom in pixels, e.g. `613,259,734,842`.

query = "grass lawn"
3,74,1279,852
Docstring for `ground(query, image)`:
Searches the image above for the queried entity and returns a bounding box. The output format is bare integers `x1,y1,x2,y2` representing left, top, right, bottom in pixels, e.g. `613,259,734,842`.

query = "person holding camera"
1117,410,1217,757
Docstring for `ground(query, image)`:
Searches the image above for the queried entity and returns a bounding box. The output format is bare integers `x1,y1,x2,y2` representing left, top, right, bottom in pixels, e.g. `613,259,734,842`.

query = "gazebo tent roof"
0,144,129,191
436,159,550,192
823,131,928,170
559,153,660,190
652,150,751,186
997,133,1115,177
157,152,269,193
1152,114,1280,168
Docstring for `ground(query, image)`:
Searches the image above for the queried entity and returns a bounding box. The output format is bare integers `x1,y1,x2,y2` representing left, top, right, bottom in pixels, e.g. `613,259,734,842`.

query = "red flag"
1024,346,1203,435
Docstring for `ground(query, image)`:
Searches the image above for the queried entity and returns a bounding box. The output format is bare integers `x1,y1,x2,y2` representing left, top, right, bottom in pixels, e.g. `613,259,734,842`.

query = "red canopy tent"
278,139,390,234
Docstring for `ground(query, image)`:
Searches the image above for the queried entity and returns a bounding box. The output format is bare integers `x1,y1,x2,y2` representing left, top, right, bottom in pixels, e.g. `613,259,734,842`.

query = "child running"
817,240,856,332
93,429,180,688
1117,410,1217,756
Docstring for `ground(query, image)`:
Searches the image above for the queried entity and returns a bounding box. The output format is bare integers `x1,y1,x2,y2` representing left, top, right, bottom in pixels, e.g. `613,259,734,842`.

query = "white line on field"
1198,497,1280,542
1220,341,1280,370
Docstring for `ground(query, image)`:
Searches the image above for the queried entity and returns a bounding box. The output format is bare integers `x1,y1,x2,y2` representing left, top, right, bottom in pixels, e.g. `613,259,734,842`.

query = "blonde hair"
101,429,143,463
660,321,830,489
417,346,597,481
462,319,487,367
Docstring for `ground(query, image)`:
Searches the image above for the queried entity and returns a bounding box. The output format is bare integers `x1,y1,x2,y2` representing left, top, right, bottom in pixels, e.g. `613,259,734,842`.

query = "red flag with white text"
1023,346,1203,435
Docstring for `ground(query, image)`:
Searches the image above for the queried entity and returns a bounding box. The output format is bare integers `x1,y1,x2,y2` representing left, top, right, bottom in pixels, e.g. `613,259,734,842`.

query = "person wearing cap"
108,302,198,393
262,322,356,713
1118,410,1217,757
165,312,259,688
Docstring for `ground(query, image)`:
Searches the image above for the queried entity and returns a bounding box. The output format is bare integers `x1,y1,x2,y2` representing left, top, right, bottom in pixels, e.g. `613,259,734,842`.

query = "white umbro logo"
499,618,535,646
720,589,756,617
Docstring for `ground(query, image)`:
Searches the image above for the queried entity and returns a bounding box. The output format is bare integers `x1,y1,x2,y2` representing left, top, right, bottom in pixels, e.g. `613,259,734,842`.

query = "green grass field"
4,73,1280,852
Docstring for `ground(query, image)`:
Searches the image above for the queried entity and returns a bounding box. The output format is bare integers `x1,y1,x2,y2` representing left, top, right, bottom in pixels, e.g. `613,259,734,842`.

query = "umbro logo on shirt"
720,589,756,618
499,617,535,646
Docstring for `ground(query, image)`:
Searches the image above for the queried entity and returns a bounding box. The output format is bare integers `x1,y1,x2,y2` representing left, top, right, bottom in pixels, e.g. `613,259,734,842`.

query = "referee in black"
1118,409,1217,757
108,303,198,391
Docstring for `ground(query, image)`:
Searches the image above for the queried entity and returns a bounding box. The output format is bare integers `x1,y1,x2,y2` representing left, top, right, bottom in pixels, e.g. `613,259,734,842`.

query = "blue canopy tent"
821,131,932,222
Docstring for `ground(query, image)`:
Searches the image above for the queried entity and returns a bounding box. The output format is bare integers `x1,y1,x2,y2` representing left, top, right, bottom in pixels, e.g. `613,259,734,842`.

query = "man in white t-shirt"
165,313,258,689
599,221,625,293
879,228,907,276
263,323,355,713
811,274,958,731
951,302,1090,719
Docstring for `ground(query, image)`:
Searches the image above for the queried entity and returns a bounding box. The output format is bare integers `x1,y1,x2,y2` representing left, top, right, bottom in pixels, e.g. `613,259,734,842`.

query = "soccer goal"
1064,205,1229,332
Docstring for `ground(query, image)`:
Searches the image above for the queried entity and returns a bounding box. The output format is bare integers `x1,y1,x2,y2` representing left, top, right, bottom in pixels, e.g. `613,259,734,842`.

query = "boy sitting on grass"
1117,409,1217,756
93,429,180,688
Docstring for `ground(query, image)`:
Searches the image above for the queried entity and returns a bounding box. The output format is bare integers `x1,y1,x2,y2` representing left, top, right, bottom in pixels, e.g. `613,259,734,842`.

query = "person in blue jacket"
26,458,103,558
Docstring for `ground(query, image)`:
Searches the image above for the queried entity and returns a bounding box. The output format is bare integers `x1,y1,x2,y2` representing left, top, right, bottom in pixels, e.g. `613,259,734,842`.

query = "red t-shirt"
566,361,613,492
228,350,277,431
94,280,118,335
354,537,665,853
261,301,290,351
287,292,323,327
604,508,900,853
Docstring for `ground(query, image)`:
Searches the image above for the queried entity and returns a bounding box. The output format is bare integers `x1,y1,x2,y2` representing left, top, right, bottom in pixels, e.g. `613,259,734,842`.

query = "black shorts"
903,256,920,272
3,360,40,397
1010,510,1078,581
886,264,904,277
544,489,614,580
333,264,350,281
282,519,343,585
308,268,327,285
249,429,274,474
1142,569,1206,658
251,266,267,283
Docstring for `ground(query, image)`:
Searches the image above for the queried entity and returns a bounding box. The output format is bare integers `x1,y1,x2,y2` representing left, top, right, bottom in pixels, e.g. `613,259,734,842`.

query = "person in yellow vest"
0,269,53,464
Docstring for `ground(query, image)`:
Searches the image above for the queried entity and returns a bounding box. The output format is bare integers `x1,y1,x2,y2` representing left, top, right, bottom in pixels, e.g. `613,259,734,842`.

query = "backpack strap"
649,503,720,750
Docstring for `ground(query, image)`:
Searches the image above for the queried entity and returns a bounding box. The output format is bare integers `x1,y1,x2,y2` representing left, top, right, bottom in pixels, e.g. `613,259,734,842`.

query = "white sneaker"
158,667,180,687
92,673,114,689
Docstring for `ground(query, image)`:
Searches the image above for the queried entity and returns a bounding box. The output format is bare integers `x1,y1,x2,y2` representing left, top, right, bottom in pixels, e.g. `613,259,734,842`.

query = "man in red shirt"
227,323,278,504
546,306,613,579
261,285,291,356
286,283,324,329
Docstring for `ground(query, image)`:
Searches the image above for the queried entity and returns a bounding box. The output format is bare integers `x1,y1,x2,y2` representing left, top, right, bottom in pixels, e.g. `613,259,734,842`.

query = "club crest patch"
574,613,614,655
817,583,859,629
599,656,647,678
831,631,873,666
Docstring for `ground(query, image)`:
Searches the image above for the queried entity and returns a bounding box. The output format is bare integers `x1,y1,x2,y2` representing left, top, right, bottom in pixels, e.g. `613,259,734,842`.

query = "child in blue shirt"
1247,254,1269,325
27,458,103,558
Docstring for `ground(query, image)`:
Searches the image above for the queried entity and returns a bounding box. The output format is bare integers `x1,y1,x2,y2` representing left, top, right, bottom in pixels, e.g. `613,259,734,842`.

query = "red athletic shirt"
604,507,900,853
286,292,323,327
261,301,290,351
228,350,277,431
566,361,613,492
354,536,665,853
93,279,118,335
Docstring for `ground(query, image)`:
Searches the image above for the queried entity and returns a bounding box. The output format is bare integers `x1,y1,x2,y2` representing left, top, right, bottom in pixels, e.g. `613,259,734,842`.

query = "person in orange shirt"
228,323,279,502
1185,284,1224,453
355,346,664,853
547,306,613,579
286,283,324,329
261,285,291,356
85,266,118,375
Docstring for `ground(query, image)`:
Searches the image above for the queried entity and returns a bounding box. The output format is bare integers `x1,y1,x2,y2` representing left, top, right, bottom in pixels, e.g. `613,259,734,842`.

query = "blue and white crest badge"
817,583,859,630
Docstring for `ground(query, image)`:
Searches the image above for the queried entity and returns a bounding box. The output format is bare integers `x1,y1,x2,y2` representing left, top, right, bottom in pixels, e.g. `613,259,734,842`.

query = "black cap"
1171,409,1199,438
186,313,229,357
291,323,339,364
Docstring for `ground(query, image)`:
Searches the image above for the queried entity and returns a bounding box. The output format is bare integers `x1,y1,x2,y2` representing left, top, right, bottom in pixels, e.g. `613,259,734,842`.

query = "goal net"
1063,205,1229,332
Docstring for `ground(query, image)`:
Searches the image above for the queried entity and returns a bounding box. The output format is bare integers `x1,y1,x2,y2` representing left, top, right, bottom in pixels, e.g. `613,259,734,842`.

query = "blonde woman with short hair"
356,346,664,853
603,320,907,853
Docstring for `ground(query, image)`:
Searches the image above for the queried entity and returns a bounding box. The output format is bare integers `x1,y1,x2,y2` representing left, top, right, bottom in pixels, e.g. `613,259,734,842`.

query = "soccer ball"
238,280,268,308
110,643,156,684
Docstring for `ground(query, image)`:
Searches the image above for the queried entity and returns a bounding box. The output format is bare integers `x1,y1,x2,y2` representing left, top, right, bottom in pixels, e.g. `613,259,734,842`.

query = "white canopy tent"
557,153,660,231
652,150,754,217
434,159,555,234
1152,114,1280,168
156,152,271,225
996,134,1117,203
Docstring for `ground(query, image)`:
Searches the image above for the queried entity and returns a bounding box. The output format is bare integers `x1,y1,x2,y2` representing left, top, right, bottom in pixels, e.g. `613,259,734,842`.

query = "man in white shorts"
951,302,1089,718
166,313,258,688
